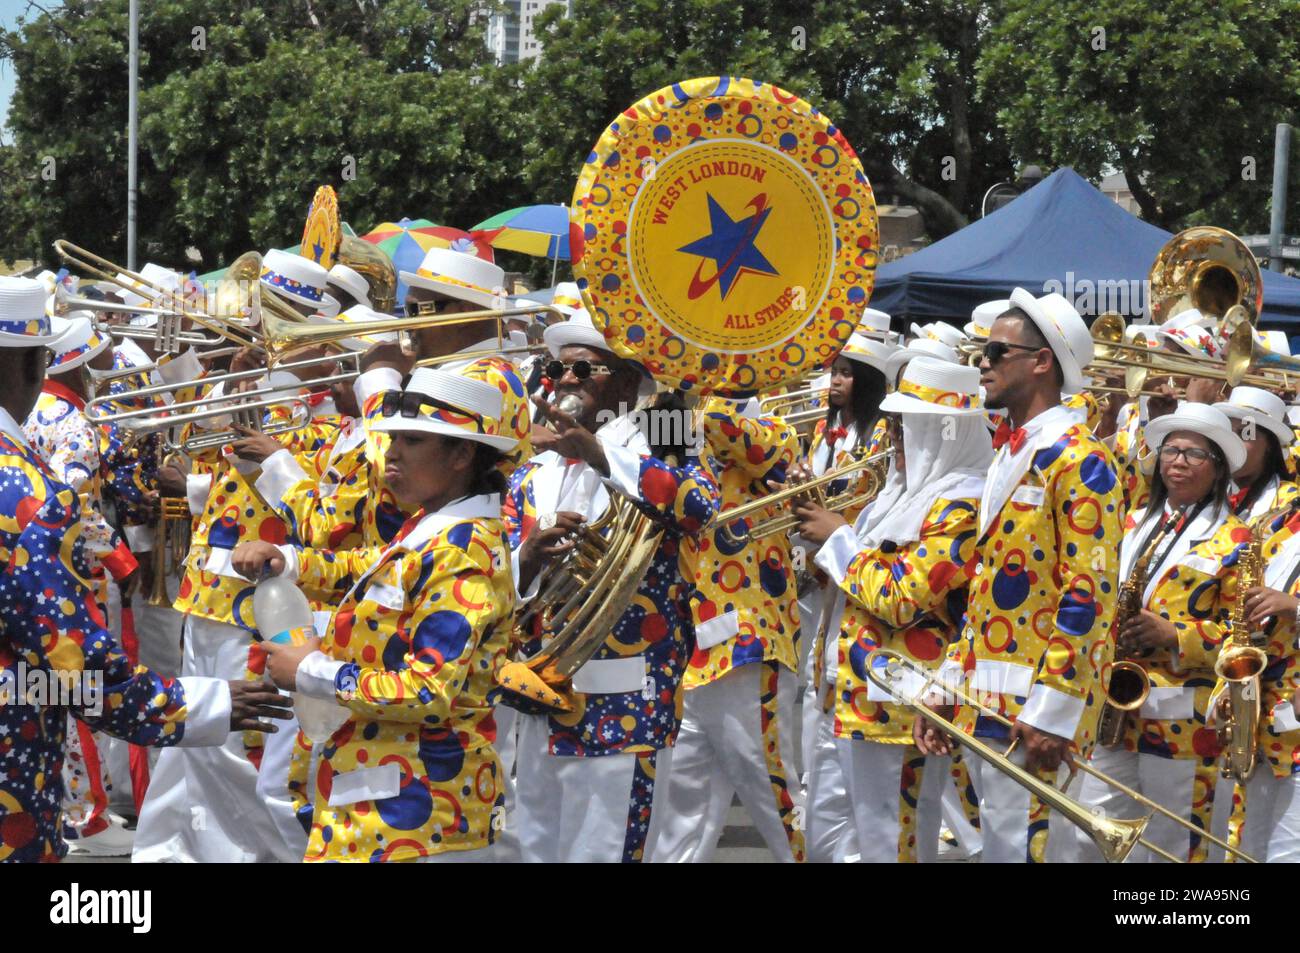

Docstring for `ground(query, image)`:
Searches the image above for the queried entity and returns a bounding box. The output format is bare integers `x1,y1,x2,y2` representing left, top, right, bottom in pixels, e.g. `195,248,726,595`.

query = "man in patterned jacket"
917,288,1123,862
503,309,720,863
0,276,291,863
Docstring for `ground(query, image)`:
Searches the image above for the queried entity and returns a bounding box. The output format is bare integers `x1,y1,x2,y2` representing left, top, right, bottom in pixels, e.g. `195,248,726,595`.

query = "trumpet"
711,447,892,545
866,649,1258,863
760,385,827,416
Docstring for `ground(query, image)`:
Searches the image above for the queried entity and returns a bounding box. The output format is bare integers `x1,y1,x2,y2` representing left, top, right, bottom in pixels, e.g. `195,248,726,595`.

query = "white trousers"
132,615,288,862
1240,769,1300,863
797,585,826,786
647,663,803,862
492,705,522,863
804,705,861,862
253,705,309,863
1053,746,1229,863
966,744,1079,863
514,713,674,863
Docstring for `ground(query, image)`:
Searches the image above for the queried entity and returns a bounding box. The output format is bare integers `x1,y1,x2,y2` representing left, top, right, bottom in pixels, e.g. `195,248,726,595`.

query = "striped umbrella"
360,219,494,303
470,205,571,262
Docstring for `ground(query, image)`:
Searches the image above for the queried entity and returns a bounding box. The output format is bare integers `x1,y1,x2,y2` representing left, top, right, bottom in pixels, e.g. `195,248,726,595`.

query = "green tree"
979,0,1300,232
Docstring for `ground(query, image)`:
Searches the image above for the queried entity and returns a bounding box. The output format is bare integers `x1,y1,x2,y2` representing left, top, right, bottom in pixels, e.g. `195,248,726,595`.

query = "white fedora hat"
329,304,399,352
260,249,340,317
0,276,66,346
880,356,983,417
48,313,112,373
839,334,898,375
543,308,611,358
117,262,186,328
1259,330,1291,357
1215,386,1295,447
965,299,1009,339
857,308,892,340
886,338,959,381
549,281,586,318
372,365,519,452
1008,287,1093,394
1145,401,1247,472
327,263,372,308
400,247,505,310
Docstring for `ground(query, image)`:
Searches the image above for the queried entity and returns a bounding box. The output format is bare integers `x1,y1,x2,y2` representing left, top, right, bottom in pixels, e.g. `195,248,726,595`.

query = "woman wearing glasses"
230,361,528,862
1059,402,1249,863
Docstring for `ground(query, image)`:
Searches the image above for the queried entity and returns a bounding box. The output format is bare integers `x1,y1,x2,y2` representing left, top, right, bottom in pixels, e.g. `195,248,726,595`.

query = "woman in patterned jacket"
233,365,524,862
1060,402,1249,863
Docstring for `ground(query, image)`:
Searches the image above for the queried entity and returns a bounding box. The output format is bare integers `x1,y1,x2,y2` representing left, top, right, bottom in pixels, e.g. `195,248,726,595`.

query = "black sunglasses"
544,359,612,381
380,390,484,433
983,341,1044,364
404,296,456,318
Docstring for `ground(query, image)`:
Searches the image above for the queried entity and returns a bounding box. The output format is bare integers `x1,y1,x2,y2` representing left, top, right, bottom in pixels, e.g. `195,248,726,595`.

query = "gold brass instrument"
51,285,228,350
338,234,398,314
866,648,1258,863
1149,226,1262,327
53,239,263,351
760,384,827,416
1097,508,1183,747
1214,505,1289,782
147,451,193,608
713,447,893,545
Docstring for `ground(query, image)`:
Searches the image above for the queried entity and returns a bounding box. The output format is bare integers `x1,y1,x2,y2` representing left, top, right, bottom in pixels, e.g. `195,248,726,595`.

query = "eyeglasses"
1158,445,1218,466
404,297,456,318
983,341,1043,364
380,389,484,433
544,359,612,381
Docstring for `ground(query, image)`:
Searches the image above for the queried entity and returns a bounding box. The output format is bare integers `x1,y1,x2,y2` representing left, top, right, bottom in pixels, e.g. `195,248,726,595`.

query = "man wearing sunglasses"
502,308,721,863
915,288,1123,863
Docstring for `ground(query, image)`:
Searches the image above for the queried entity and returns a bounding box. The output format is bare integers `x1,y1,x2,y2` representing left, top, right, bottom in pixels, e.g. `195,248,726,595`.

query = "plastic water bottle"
253,575,346,744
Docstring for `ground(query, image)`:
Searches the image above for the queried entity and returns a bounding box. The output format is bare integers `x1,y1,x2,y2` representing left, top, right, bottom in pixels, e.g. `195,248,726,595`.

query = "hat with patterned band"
885,338,960,381
839,334,898,375
1214,386,1295,448
400,247,506,310
48,314,112,373
1144,401,1247,473
965,298,1010,339
327,263,372,309
323,305,399,352
372,365,520,452
549,281,586,318
0,276,65,346
260,249,340,317
880,356,983,417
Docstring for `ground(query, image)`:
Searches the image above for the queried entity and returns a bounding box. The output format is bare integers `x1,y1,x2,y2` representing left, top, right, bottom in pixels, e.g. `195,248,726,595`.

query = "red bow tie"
306,391,330,408
992,421,1028,454
1228,485,1251,512
827,426,848,445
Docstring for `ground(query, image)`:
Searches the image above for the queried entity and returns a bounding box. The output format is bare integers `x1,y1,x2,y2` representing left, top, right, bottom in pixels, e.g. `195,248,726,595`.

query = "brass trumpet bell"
1149,226,1263,326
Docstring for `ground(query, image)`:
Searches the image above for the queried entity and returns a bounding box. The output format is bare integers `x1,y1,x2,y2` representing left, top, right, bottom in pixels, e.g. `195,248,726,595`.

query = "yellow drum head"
570,76,879,396
301,185,341,270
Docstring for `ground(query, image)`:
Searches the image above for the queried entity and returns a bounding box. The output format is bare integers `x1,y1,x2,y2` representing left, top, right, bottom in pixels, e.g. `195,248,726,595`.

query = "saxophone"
1097,508,1184,748
1214,505,1290,782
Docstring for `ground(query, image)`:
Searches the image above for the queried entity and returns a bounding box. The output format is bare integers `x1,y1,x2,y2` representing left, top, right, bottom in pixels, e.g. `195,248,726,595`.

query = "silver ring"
538,513,557,532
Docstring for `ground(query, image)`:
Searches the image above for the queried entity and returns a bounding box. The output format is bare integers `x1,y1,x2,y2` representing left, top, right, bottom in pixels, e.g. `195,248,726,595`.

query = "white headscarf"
858,410,992,549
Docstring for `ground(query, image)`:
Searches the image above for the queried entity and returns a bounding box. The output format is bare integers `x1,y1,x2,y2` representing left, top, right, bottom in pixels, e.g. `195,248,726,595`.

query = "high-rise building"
485,0,570,64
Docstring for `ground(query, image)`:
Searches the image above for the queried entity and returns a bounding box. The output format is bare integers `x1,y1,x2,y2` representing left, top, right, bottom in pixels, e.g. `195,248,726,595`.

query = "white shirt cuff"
185,474,211,515
1017,682,1086,739
175,676,232,746
124,523,155,553
157,349,203,385
255,447,309,507
600,441,646,501
297,650,345,699
813,524,862,586
354,367,403,418
511,549,543,605
274,544,301,582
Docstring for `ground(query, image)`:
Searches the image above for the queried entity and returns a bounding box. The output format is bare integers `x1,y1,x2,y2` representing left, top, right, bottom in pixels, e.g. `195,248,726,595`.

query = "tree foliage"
1,0,1298,272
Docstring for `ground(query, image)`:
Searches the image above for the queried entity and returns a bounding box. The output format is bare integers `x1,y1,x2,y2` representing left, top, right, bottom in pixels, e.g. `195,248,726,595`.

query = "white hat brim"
1144,414,1247,472
1009,288,1084,393
1214,402,1296,447
399,271,499,310
371,414,519,452
50,335,113,374
544,323,612,358
879,391,982,416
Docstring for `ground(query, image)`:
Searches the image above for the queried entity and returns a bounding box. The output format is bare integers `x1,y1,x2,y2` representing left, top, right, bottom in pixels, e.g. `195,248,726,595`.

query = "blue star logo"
678,192,777,301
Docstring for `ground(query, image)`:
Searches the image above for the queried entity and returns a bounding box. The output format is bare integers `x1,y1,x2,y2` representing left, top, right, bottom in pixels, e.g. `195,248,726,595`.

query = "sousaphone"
497,75,880,712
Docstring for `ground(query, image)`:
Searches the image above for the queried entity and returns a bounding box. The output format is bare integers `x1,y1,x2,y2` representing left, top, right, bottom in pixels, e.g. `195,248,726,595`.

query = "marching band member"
1228,501,1300,861
132,252,343,863
918,289,1122,863
231,363,526,861
503,309,720,863
1061,403,1248,863
1213,387,1300,520
326,263,373,313
800,357,989,862
647,395,804,863
0,276,291,863
795,333,893,829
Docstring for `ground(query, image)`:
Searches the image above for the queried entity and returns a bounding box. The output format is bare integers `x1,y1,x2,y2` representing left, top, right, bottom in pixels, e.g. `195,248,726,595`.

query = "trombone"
710,447,893,544
868,649,1258,863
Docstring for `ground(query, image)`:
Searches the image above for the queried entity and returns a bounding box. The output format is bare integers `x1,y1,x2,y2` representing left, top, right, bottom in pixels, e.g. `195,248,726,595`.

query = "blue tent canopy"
868,167,1300,330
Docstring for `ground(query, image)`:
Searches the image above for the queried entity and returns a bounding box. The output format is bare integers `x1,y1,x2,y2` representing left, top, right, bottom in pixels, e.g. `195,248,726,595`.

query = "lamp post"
127,0,138,270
